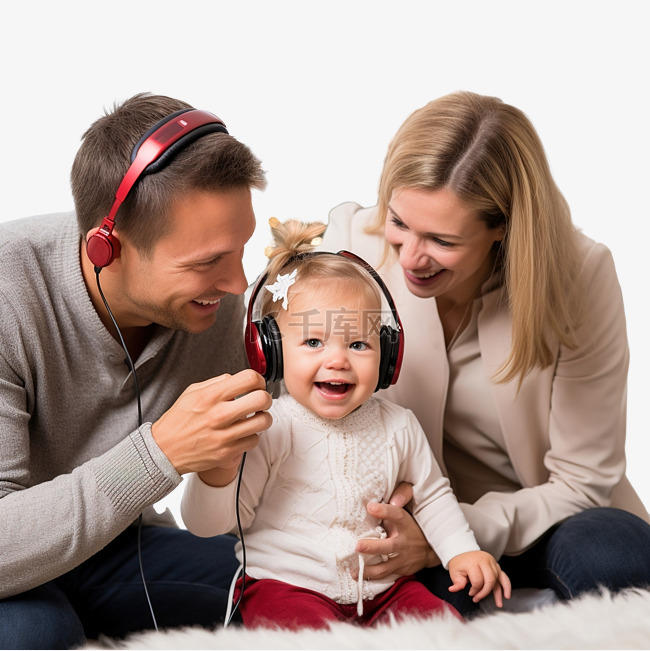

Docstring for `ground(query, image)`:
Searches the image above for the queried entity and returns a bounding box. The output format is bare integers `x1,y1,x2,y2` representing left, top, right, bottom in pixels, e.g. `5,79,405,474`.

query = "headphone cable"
225,451,248,627
95,266,157,632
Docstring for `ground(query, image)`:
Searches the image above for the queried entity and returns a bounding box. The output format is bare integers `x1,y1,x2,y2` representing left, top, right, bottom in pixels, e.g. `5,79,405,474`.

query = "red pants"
233,575,462,630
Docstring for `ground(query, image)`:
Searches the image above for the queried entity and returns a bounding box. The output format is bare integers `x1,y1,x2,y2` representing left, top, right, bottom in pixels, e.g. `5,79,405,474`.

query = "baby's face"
276,280,381,420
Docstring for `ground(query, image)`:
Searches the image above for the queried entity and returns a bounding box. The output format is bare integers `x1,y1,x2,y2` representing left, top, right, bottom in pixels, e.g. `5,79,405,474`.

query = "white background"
2,1,648,521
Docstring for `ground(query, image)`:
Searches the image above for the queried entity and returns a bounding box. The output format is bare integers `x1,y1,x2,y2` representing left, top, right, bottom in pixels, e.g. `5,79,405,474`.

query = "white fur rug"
88,588,650,649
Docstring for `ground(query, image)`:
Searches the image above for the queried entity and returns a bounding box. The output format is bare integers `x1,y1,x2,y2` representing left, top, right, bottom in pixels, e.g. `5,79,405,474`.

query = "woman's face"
384,187,505,303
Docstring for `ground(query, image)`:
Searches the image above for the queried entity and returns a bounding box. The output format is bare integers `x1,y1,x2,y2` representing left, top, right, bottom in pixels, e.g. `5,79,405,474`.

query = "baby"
181,219,510,629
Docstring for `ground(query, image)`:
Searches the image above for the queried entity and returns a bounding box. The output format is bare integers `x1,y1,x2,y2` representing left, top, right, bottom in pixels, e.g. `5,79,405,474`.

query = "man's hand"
151,369,272,484
354,482,440,579
448,550,511,607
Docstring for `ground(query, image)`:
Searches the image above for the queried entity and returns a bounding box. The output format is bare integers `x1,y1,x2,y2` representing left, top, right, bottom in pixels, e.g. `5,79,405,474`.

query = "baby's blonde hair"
259,218,381,319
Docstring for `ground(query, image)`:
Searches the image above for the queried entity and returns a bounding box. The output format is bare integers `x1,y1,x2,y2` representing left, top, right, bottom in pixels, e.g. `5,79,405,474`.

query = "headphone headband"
109,109,227,222
87,108,228,269
245,250,401,333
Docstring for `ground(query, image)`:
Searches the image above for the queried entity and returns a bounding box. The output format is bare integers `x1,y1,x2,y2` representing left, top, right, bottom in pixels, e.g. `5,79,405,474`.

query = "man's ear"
85,225,121,268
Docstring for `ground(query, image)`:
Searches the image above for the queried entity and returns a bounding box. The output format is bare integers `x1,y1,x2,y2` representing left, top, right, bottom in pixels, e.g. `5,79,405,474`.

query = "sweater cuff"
435,531,481,569
139,422,182,485
180,472,239,536
93,425,180,517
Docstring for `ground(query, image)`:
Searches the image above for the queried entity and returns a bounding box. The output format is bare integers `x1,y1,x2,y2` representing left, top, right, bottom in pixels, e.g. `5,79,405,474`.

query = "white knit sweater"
182,393,479,607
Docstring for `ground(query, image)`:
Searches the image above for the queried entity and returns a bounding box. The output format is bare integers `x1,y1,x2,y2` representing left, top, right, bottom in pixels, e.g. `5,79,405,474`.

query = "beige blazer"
321,202,649,559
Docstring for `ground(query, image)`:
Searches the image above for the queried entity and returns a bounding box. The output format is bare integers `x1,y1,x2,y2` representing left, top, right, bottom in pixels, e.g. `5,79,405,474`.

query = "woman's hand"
354,483,441,579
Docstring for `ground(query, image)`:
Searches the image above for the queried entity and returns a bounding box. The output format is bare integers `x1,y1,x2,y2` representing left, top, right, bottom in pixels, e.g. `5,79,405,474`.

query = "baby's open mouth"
315,381,351,396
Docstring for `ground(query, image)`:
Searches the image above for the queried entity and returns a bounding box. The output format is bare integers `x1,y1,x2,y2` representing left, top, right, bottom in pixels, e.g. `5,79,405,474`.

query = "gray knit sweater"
0,212,248,598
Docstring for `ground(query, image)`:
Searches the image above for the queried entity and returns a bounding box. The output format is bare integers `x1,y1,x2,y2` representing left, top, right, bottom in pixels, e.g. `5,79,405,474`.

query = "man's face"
116,187,255,333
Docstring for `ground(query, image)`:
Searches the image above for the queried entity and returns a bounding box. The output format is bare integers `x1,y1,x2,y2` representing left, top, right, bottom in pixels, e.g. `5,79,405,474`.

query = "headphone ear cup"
87,229,121,268
259,315,284,384
376,324,400,391
245,320,268,377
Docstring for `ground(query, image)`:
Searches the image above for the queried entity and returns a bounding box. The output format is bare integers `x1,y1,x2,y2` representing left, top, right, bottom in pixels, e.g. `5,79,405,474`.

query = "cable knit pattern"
183,392,481,608
283,396,390,603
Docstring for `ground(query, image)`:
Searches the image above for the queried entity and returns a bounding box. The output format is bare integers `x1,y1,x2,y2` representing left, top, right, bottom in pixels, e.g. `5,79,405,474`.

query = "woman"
319,91,650,614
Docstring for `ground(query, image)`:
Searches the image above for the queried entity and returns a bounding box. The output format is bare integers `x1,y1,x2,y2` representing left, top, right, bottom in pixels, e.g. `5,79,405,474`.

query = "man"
0,93,273,647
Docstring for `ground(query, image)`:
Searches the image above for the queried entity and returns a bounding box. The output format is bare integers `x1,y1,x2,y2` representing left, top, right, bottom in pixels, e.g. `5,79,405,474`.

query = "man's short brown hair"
71,93,266,256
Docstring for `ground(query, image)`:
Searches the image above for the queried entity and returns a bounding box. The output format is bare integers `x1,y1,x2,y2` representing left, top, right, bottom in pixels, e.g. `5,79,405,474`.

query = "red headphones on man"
244,251,405,392
86,108,229,269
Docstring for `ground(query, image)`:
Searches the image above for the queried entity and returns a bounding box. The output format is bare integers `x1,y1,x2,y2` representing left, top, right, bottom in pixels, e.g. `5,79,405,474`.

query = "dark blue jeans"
0,526,239,649
418,507,650,617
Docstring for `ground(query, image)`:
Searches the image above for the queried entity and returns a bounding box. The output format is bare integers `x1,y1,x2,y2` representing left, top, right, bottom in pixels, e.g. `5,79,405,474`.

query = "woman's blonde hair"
372,91,580,384
260,218,380,319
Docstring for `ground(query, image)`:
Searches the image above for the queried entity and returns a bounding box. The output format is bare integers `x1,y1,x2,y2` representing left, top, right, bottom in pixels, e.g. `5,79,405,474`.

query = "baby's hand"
447,550,511,607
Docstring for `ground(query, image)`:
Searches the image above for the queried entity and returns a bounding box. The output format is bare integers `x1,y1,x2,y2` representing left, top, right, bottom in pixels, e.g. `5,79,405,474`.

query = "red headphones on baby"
244,251,405,392
86,108,229,269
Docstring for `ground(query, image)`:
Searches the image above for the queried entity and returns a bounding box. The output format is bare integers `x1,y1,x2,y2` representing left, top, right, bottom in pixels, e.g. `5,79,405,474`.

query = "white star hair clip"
264,269,297,310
